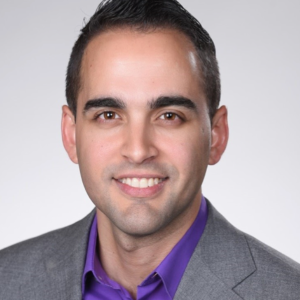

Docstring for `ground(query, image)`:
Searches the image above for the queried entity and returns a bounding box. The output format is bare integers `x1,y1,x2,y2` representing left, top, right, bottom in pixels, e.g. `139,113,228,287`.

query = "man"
0,0,299,299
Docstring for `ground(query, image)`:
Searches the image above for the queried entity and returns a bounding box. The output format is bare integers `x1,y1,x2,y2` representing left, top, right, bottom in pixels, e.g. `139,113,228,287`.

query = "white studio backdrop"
0,0,299,262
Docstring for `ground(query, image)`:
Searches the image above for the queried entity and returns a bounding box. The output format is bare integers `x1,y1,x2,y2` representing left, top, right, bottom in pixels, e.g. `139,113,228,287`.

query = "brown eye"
99,111,120,120
160,112,178,120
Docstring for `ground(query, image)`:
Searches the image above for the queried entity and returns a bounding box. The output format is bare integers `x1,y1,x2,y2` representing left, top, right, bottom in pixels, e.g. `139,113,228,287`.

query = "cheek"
158,126,210,175
75,129,122,203
76,128,120,176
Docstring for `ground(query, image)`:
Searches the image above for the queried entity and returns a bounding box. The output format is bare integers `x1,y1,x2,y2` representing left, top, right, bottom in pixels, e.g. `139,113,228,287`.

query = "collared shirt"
82,196,208,300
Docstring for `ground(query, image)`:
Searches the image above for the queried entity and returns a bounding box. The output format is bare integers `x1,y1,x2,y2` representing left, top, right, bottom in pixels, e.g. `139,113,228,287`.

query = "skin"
62,28,228,299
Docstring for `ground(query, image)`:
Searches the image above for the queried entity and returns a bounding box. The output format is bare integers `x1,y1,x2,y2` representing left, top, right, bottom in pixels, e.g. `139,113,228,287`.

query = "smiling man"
0,0,300,299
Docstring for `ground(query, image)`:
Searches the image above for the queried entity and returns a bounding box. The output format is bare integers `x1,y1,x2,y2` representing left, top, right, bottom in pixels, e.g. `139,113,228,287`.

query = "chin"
113,210,168,237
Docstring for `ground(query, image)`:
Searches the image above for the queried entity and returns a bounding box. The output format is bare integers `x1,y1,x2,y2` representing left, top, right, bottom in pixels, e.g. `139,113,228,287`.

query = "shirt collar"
82,196,208,297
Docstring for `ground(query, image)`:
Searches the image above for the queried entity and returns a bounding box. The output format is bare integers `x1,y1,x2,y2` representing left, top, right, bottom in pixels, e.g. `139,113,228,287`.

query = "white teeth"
119,177,163,188
131,178,139,188
148,178,154,187
140,178,148,188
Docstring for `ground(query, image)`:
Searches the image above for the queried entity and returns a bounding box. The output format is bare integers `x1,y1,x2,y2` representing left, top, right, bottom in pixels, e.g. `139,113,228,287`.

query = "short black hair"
66,0,220,120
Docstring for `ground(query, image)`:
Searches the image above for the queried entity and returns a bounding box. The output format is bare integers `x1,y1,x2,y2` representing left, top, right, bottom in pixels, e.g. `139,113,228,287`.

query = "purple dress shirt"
82,196,208,300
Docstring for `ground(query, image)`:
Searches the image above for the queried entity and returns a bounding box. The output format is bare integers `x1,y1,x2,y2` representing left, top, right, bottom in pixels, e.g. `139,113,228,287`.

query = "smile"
118,178,163,189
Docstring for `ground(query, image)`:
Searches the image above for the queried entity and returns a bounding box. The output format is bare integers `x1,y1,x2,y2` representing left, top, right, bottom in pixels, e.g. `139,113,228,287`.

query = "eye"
98,111,120,120
159,112,179,120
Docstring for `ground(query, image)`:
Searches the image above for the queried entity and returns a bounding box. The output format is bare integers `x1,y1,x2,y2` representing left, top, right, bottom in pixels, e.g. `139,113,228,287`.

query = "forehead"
79,28,205,107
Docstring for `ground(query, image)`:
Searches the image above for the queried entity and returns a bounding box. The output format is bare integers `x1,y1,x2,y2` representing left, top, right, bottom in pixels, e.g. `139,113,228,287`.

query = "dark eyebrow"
83,97,126,112
148,96,197,112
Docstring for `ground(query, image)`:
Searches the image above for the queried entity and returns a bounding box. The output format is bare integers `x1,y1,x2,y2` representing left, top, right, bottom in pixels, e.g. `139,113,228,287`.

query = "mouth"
113,176,168,198
117,177,164,189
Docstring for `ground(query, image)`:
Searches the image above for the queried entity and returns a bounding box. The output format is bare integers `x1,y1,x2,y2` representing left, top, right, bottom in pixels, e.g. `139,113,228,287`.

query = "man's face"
63,29,224,237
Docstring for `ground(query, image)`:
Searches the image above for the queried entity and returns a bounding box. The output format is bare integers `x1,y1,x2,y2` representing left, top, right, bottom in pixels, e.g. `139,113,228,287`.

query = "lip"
114,177,167,198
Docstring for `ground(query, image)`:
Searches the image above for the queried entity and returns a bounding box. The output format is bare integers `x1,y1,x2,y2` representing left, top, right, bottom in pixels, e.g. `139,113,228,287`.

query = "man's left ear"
208,105,229,165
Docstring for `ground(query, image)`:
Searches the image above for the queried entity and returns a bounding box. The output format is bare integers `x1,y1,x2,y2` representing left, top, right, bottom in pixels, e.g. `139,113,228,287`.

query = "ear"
61,105,78,164
208,105,229,165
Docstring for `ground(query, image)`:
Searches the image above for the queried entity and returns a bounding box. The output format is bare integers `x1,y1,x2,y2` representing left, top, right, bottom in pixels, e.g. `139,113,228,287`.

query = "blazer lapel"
19,200,255,299
42,209,96,300
174,200,256,300
174,253,243,300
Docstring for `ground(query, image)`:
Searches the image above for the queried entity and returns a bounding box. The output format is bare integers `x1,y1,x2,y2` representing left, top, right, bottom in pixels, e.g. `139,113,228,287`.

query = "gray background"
1,0,299,263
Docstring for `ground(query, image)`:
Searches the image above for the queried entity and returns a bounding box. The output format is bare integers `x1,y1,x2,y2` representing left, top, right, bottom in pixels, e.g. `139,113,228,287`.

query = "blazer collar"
174,200,256,300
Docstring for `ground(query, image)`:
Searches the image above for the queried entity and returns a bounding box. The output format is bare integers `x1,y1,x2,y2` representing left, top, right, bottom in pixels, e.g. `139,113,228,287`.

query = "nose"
121,121,158,164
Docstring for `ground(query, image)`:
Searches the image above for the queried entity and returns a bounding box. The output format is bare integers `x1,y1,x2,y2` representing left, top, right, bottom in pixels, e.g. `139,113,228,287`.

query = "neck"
96,196,201,299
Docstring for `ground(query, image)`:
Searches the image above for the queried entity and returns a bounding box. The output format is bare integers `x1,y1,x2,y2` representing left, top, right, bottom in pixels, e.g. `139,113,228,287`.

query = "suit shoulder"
193,200,300,299
0,210,95,299
0,210,95,272
235,232,300,299
245,232,300,275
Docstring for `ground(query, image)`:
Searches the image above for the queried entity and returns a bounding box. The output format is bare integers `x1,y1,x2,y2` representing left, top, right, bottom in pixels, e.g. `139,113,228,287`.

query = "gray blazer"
1,201,300,299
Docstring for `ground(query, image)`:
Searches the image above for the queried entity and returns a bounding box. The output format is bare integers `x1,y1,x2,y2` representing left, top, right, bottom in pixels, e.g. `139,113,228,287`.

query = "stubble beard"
91,161,202,240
